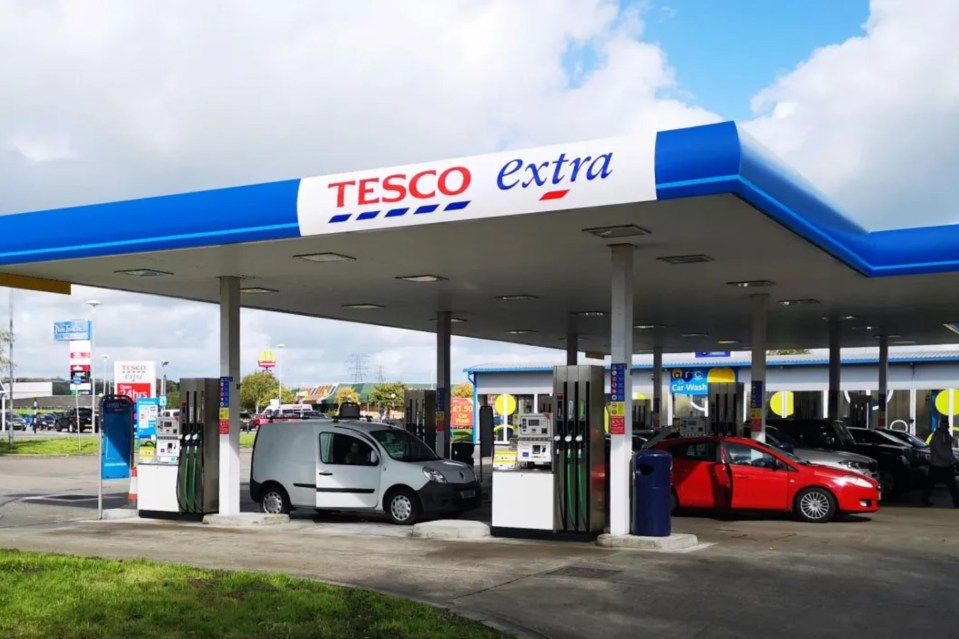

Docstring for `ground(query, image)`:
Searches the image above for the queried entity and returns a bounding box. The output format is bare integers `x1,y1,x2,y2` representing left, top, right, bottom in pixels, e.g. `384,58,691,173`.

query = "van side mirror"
370,452,380,465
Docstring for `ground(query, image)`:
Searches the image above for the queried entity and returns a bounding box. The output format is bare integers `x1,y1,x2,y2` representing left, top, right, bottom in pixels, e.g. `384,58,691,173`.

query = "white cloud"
0,0,717,384
744,0,959,230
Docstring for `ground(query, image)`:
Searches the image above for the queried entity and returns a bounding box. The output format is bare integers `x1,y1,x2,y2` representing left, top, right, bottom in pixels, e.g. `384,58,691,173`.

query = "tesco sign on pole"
114,361,156,401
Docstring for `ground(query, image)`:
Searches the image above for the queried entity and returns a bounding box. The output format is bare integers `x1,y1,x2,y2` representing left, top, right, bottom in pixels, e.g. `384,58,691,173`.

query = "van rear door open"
316,430,381,509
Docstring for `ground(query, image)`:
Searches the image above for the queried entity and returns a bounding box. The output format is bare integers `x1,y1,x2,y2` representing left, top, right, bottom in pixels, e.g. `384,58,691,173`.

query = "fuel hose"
180,443,191,513
190,435,199,513
565,447,573,530
197,435,205,513
578,446,587,530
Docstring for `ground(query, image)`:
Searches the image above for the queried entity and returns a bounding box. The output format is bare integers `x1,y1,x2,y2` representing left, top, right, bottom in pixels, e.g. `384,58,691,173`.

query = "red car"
654,436,880,523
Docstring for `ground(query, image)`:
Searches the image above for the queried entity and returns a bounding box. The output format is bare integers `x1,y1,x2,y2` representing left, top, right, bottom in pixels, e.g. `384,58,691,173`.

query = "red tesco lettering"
328,166,471,208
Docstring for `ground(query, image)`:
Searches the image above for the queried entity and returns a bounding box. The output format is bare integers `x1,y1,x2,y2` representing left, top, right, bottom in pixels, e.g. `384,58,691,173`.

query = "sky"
1,0,958,387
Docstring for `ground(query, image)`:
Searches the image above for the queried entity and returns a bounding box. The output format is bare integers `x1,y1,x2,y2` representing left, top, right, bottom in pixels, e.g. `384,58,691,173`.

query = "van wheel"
385,488,420,525
260,485,291,515
794,487,837,523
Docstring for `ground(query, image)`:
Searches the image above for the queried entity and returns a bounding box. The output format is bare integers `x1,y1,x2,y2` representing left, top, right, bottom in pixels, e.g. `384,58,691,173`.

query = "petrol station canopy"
2,121,959,354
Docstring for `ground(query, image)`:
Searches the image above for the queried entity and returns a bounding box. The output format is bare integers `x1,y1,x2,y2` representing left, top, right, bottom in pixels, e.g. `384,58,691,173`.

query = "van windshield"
369,429,438,462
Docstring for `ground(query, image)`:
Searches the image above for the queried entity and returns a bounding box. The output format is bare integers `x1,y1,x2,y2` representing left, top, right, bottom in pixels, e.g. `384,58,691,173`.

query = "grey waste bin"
632,449,672,537
450,442,475,467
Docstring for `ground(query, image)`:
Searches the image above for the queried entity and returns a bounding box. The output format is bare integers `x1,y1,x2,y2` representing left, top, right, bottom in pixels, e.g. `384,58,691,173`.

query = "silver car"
766,425,880,482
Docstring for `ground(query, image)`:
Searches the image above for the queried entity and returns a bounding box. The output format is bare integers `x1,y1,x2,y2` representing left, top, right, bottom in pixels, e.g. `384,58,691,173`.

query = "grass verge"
0,550,504,639
240,432,256,448
0,438,97,456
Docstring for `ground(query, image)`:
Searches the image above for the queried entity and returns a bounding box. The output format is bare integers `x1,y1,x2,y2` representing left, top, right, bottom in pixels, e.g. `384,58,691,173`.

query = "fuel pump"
709,383,744,436
490,367,605,538
137,378,218,516
849,393,870,428
175,378,220,515
552,365,606,535
404,390,436,452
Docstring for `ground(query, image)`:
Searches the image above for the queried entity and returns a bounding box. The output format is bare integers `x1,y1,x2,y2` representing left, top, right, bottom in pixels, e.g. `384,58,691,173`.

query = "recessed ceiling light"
728,280,775,288
294,252,355,263
430,316,467,323
779,298,820,306
717,339,741,345
850,325,877,331
634,324,664,330
396,274,446,283
342,303,384,310
507,329,537,335
657,254,714,265
240,287,278,294
943,323,959,336
681,332,709,338
575,311,606,317
874,334,902,339
892,340,917,345
823,315,858,321
583,224,650,239
496,294,538,301
115,269,173,277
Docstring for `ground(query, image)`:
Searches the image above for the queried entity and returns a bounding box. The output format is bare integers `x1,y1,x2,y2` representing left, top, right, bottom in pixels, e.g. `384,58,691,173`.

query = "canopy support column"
750,295,768,443
436,311,451,458
219,276,241,515
609,244,634,536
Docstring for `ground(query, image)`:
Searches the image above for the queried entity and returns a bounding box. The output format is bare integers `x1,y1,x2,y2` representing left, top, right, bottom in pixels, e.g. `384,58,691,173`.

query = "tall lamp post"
276,344,286,408
87,300,101,429
102,355,110,395
87,299,101,520
161,360,170,404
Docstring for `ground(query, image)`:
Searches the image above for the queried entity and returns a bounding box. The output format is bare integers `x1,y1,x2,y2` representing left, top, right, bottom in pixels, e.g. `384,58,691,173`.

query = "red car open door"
668,440,730,508
722,440,790,511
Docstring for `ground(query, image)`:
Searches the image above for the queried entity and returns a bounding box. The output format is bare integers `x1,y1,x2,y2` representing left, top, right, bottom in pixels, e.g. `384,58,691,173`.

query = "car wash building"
467,348,959,440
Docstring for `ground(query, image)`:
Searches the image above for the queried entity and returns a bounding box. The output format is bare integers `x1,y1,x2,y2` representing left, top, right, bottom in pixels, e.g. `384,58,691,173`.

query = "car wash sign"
670,368,709,396
296,135,657,236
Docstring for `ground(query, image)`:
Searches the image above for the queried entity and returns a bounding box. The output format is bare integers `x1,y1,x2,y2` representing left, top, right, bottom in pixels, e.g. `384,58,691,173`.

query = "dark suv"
55,408,98,433
768,419,922,496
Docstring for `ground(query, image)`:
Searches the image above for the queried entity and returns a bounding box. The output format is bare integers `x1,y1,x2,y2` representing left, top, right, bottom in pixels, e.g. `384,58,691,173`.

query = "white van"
250,419,480,524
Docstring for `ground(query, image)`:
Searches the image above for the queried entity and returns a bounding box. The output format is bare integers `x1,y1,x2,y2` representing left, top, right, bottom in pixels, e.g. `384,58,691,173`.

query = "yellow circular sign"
707,367,736,384
494,394,517,416
935,389,959,416
770,391,795,418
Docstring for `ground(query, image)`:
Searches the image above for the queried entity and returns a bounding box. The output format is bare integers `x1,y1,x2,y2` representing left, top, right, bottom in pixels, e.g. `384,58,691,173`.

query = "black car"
768,419,922,495
879,428,959,475
55,408,98,433
34,413,59,430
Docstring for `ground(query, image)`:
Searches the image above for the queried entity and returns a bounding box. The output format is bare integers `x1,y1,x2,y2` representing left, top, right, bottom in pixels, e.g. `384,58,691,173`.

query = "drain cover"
25,494,97,502
547,566,622,580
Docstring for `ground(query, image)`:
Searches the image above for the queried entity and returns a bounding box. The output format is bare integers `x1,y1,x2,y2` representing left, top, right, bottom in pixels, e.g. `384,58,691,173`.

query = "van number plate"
460,490,476,499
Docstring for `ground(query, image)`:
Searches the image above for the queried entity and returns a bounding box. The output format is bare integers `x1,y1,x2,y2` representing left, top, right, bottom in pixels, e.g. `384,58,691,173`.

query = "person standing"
922,422,959,507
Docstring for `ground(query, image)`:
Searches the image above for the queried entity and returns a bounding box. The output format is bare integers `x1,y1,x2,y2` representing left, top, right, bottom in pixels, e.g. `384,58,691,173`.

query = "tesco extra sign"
327,166,471,208
114,361,156,400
